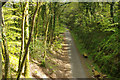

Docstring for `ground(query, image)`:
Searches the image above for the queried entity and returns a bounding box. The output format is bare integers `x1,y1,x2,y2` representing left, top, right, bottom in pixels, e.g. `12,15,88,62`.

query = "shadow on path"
64,29,92,78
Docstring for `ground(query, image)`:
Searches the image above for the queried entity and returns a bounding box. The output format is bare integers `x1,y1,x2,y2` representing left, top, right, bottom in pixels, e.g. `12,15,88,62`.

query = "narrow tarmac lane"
64,29,89,78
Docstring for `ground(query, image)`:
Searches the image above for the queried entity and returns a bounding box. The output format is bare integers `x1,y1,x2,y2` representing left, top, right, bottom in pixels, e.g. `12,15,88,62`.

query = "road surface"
64,29,92,78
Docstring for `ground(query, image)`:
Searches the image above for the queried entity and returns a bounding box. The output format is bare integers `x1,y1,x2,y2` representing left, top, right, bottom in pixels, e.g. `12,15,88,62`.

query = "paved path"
64,29,88,78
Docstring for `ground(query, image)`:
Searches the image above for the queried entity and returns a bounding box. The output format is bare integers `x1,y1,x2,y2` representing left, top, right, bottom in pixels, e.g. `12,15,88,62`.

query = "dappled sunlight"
0,1,119,80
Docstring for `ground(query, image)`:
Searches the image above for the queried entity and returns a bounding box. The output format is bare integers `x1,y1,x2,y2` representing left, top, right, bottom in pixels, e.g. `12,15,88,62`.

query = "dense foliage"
62,2,120,78
0,1,120,79
0,1,66,79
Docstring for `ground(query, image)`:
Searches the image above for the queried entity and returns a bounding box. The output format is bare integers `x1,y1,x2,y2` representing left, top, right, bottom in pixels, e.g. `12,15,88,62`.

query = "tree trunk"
51,3,57,44
0,1,8,79
2,27,11,79
24,1,30,78
35,7,41,41
43,5,52,64
17,2,41,79
43,16,50,63
0,2,2,79
49,2,53,45
1,5,11,79
18,2,27,71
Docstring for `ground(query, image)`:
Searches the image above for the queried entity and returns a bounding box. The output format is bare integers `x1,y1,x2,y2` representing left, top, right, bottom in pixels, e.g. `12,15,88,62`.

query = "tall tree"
0,1,9,79
18,2,26,71
51,2,57,44
2,10,11,79
0,2,2,80
43,11,50,64
17,2,41,79
24,0,30,77
35,7,41,41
